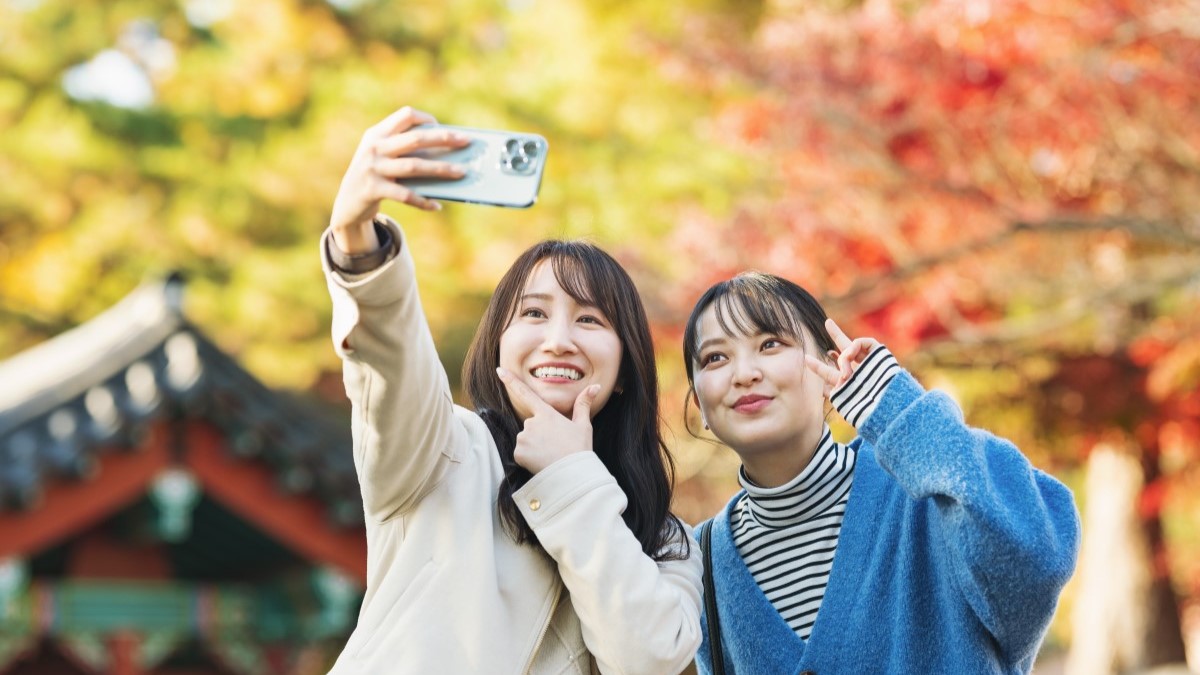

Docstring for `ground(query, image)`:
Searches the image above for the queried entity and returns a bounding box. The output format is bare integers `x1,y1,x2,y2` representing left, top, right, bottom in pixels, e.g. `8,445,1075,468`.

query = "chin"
723,432,785,455
537,393,575,412
540,400,574,417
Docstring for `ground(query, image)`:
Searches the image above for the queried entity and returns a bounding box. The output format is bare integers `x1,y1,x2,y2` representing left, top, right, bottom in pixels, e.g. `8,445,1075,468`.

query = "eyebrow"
697,336,729,352
521,292,607,315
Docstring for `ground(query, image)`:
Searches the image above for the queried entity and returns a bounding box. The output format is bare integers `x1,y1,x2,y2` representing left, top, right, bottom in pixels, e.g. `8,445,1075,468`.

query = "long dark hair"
463,240,688,562
681,272,838,434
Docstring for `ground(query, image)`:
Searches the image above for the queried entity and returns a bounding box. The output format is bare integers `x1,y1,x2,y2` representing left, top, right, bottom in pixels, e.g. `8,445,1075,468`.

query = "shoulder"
450,405,505,469
453,404,491,434
659,518,703,570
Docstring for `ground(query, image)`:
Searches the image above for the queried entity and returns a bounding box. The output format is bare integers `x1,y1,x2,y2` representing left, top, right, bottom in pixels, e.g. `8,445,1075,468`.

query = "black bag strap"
701,522,727,675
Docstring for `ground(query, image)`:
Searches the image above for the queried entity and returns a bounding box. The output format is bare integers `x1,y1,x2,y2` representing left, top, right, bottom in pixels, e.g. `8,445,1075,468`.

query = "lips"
732,394,773,414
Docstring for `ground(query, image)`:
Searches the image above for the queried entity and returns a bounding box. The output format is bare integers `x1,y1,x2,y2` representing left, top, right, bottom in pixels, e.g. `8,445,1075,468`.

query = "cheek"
799,361,826,397
591,334,623,382
498,327,523,368
693,374,722,412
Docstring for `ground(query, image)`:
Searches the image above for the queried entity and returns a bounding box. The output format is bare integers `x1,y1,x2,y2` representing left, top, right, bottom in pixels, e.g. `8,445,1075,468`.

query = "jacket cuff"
513,453,619,526
325,219,398,275
857,368,926,445
830,345,901,428
321,217,414,304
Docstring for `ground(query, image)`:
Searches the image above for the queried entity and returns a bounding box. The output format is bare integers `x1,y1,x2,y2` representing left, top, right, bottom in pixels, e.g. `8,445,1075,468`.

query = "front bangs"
710,284,804,345
549,252,618,325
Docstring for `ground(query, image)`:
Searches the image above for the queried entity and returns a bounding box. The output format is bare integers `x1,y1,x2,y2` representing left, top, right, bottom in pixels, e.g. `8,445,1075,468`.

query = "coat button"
800,671,815,675
529,499,541,511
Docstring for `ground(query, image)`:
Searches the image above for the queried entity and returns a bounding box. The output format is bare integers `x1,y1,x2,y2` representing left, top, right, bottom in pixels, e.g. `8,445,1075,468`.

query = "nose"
540,316,578,355
731,355,762,387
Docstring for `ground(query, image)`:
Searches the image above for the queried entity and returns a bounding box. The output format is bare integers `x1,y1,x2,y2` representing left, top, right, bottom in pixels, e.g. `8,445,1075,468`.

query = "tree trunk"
1065,442,1188,675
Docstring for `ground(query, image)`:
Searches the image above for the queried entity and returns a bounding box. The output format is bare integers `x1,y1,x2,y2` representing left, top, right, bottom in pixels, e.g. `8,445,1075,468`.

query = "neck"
740,423,826,488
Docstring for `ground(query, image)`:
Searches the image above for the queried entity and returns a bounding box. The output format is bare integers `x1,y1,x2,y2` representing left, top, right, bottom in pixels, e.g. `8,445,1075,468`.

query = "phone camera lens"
505,138,521,155
521,140,540,158
510,154,530,172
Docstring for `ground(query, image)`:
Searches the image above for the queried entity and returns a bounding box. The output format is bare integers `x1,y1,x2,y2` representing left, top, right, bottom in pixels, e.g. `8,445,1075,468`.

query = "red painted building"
0,275,366,675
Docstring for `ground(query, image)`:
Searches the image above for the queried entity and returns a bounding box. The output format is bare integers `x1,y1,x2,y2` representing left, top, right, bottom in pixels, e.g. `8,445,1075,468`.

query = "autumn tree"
0,0,757,385
648,0,1200,669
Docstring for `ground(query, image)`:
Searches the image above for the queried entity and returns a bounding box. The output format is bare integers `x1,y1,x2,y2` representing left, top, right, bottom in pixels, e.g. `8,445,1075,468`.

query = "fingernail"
495,367,509,381
432,201,443,211
589,384,601,396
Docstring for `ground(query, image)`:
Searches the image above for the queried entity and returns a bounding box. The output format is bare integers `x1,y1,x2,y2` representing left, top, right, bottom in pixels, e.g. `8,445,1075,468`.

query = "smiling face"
498,260,623,419
691,303,828,466
682,273,839,486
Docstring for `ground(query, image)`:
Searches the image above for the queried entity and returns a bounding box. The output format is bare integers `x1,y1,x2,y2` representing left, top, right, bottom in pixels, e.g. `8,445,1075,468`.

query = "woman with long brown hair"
320,105,701,675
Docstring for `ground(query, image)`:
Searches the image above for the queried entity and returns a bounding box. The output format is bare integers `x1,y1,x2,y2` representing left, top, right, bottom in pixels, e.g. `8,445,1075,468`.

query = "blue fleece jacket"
696,370,1081,675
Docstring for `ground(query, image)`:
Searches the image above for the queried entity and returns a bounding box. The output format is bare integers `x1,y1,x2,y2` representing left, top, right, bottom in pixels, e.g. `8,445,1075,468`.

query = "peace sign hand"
496,368,600,474
803,319,882,398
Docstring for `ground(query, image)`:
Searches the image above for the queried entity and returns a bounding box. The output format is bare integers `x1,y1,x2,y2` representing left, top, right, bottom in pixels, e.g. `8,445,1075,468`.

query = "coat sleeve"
513,453,704,675
845,348,1081,664
321,217,464,522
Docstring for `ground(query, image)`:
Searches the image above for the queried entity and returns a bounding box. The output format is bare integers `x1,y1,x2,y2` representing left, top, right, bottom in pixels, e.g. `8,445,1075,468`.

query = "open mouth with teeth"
533,366,584,381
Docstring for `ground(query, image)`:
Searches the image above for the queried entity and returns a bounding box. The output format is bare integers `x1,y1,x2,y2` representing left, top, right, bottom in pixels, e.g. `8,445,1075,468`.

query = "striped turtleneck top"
729,346,900,638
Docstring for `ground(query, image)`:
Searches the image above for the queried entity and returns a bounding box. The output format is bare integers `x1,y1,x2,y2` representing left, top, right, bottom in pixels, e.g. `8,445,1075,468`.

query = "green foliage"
0,0,754,391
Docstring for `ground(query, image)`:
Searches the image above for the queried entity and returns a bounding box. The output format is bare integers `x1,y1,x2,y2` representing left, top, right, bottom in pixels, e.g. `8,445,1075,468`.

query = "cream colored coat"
322,221,703,675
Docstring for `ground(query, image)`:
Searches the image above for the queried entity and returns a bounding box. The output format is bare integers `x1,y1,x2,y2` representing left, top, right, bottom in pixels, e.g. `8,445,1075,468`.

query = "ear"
690,391,710,429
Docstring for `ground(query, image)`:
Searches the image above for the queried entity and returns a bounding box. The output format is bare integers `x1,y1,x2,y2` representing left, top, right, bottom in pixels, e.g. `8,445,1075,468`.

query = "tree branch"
913,261,1200,368
826,216,1200,312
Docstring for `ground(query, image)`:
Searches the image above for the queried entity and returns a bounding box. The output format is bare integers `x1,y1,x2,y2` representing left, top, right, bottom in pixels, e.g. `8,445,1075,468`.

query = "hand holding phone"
330,108,548,255
401,125,549,209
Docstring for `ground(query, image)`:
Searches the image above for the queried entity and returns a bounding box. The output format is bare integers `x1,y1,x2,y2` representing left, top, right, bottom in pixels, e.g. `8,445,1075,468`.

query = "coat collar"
704,439,886,672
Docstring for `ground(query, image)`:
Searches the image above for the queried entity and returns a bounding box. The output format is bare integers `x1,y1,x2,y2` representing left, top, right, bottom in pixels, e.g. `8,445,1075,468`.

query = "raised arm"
322,106,472,522
812,321,1081,663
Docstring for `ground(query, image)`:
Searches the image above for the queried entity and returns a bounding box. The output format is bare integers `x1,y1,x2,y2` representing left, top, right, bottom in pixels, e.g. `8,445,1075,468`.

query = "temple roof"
0,274,362,527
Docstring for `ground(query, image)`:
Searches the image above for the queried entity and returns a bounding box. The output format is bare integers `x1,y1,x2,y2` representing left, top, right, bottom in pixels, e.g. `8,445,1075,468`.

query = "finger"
376,128,472,158
825,318,853,351
375,157,466,181
373,181,443,212
398,190,443,212
837,341,864,374
805,354,841,388
572,384,601,425
842,339,880,374
496,367,553,416
372,106,438,137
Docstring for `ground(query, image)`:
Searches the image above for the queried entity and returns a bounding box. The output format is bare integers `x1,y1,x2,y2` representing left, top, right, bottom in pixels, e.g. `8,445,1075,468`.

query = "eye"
699,352,727,367
761,337,787,351
578,314,606,326
521,307,547,319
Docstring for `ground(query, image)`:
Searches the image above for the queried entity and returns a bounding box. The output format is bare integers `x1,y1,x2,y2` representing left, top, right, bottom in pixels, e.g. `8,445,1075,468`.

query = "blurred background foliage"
2,0,1200,670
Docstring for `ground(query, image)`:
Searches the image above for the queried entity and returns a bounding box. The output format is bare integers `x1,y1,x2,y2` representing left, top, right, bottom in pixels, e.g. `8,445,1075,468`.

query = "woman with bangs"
320,106,702,675
683,272,1080,675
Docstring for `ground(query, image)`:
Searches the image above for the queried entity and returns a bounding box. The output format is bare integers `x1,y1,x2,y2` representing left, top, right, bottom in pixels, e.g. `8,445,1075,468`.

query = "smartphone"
402,124,549,208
